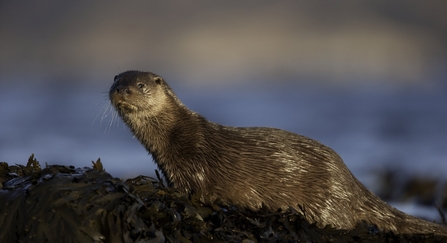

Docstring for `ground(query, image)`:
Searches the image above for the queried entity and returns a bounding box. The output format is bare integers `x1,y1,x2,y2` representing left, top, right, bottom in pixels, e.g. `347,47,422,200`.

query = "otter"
109,70,447,236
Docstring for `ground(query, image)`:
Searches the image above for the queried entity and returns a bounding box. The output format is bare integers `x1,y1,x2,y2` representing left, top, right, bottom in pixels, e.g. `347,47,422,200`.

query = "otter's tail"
393,209,447,236
357,181,447,236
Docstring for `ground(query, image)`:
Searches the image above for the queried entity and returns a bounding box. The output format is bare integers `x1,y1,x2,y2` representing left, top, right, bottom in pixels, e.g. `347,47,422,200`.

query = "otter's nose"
116,86,131,94
110,82,131,95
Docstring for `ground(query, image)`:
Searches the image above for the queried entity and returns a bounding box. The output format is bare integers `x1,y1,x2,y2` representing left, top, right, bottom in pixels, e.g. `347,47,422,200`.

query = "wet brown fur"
110,70,447,236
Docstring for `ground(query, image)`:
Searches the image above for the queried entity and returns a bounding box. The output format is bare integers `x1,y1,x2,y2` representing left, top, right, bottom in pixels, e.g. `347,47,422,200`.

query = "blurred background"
1,1,446,220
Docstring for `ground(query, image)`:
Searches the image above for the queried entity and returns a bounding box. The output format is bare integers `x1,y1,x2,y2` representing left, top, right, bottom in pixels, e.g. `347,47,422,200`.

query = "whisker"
105,105,117,134
90,96,110,126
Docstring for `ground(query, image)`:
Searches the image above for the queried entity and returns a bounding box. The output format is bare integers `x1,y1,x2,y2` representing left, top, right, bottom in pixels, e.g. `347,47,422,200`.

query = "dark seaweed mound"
0,155,446,243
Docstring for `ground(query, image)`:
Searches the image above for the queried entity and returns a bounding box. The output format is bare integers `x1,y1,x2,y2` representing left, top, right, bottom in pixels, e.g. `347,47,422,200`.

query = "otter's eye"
137,83,145,89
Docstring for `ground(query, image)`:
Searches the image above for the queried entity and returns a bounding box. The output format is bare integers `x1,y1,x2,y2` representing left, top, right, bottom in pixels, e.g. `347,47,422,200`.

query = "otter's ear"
154,77,162,85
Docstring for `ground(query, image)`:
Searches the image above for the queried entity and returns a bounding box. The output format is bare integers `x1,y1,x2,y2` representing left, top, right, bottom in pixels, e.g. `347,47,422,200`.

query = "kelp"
0,154,446,243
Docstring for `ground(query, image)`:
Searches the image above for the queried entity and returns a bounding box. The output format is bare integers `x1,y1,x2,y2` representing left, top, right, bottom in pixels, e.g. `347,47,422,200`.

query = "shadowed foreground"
0,155,446,243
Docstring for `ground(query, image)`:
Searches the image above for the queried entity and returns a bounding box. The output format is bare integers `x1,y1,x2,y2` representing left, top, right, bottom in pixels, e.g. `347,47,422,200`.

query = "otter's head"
109,71,174,123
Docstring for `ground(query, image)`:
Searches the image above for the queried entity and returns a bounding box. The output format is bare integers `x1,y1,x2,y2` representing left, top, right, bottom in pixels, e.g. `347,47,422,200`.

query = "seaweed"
0,154,446,243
